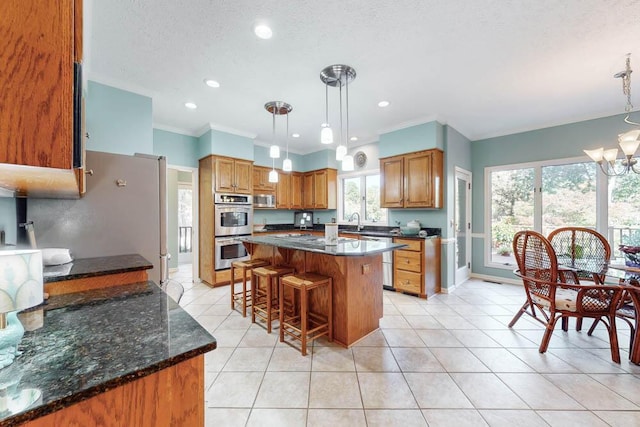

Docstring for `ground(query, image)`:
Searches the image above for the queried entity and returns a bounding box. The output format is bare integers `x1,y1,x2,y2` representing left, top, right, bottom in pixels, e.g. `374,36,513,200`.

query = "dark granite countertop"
43,254,153,283
1,282,217,426
238,234,406,256
254,224,441,240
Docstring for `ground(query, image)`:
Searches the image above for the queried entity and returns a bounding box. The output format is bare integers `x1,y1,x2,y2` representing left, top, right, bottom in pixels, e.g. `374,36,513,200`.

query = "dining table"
558,256,640,365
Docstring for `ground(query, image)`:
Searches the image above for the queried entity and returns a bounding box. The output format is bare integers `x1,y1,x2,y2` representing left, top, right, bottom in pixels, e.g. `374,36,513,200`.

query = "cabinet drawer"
394,250,422,273
395,270,422,294
394,238,422,252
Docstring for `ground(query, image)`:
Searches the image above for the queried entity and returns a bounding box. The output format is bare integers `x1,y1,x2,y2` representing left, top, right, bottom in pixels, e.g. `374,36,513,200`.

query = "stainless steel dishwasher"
360,235,394,291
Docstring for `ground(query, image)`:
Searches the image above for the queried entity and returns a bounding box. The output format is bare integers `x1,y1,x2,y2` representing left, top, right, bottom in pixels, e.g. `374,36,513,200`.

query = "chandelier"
320,64,356,171
584,54,640,176
265,101,293,182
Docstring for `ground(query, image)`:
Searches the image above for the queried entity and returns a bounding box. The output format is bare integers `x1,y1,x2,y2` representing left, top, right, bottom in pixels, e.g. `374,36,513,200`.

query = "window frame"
484,155,608,270
337,169,388,226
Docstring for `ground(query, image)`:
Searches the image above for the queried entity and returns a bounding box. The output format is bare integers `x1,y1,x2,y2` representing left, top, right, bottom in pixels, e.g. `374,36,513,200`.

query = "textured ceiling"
88,0,640,153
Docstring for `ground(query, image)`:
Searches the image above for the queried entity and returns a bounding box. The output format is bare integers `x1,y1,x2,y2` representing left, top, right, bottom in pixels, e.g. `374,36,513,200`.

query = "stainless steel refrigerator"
27,151,168,284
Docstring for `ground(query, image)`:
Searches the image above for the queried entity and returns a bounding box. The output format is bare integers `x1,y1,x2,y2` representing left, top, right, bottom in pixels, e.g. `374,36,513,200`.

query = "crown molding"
196,122,257,139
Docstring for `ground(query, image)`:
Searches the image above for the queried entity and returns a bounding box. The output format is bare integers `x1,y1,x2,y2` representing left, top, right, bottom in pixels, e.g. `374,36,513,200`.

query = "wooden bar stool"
230,259,269,317
251,265,295,333
279,273,333,356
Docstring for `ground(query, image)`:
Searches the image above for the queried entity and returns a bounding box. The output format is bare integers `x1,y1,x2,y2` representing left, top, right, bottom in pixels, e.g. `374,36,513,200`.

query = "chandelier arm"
624,114,640,126
600,160,630,177
630,161,640,174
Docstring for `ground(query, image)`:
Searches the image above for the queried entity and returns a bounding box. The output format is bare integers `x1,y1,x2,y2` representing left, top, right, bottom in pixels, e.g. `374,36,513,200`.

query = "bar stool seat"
230,259,269,317
252,265,295,333
279,272,333,356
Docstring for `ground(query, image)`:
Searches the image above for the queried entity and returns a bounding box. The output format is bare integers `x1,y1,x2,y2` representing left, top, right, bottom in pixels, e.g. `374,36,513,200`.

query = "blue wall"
470,113,628,280
153,129,199,168
378,121,443,158
198,128,254,160
86,81,153,155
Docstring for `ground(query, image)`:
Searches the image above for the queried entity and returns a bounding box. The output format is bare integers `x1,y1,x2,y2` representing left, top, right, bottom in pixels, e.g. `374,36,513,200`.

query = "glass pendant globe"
268,169,279,183
336,144,347,161
269,145,280,158
321,125,333,144
342,154,355,171
283,158,292,172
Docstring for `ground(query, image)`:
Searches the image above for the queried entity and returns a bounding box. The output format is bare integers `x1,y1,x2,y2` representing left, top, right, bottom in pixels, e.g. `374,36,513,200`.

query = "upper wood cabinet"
0,0,84,197
380,149,443,209
253,166,276,193
276,171,303,209
303,168,337,210
214,156,252,194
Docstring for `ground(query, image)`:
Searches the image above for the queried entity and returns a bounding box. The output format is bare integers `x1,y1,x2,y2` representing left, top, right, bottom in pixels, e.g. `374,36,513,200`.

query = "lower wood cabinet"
393,237,441,298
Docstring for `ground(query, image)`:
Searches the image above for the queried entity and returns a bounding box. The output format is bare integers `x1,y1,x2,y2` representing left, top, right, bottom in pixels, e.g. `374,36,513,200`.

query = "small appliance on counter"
293,211,313,229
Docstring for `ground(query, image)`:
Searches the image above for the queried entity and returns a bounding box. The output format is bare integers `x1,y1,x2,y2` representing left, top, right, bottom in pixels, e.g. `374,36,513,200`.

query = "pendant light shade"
336,144,347,161
268,168,279,183
269,145,280,158
342,154,355,171
283,158,292,172
321,124,333,144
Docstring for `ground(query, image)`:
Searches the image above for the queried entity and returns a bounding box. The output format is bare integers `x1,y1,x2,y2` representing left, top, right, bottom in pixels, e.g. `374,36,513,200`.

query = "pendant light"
283,110,292,172
320,65,356,164
265,101,293,182
320,83,333,144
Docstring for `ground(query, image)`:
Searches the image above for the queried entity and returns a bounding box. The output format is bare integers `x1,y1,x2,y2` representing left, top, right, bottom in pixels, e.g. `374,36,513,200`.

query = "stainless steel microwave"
254,194,276,208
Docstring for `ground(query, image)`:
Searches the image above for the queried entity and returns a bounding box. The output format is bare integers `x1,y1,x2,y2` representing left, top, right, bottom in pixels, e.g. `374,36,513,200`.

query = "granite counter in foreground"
2,282,217,426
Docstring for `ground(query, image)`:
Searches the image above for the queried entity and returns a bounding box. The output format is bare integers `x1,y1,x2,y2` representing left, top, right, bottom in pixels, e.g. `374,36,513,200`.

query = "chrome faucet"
348,212,363,231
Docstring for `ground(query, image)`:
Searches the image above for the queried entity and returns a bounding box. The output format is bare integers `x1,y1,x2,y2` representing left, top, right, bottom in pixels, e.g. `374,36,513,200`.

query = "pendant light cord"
339,79,343,146
286,112,289,159
325,83,329,124
346,76,349,150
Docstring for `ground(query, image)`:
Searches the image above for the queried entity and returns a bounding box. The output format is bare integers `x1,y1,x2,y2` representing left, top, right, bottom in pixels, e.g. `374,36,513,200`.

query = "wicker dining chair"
509,230,624,362
548,227,611,284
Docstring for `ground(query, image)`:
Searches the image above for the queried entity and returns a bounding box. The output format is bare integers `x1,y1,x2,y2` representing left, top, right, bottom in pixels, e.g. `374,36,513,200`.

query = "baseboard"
470,272,521,286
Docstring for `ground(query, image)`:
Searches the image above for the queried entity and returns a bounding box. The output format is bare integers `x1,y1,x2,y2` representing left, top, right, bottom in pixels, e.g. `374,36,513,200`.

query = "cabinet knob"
85,169,94,176
85,132,90,139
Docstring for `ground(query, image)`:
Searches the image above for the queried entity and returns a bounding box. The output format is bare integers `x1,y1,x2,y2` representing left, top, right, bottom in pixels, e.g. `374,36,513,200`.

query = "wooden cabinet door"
303,172,315,209
380,156,404,208
253,166,275,193
276,172,291,209
314,170,328,209
214,157,235,193
233,159,253,194
405,152,433,208
1,0,76,168
290,173,304,209
253,167,265,191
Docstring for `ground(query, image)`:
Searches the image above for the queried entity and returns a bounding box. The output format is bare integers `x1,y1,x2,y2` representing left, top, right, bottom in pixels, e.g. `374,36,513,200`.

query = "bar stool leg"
279,277,285,343
301,285,308,356
251,271,257,325
241,268,248,317
230,263,236,311
266,276,273,334
328,278,333,343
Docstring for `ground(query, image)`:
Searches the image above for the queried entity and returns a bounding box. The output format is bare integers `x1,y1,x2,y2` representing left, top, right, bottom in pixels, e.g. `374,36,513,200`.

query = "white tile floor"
170,264,640,426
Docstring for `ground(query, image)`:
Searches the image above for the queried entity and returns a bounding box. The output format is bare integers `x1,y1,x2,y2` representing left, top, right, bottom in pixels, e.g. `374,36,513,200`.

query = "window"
486,158,599,268
608,173,640,258
339,171,387,224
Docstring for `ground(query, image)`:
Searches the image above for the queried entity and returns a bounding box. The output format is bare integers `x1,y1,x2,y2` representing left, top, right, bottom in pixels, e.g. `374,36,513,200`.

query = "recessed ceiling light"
350,136,358,141
184,102,197,109
254,24,272,39
292,133,300,138
378,101,390,108
204,79,220,88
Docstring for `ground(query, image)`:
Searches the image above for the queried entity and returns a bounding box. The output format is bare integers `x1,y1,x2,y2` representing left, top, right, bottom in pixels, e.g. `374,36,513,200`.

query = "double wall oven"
214,193,253,270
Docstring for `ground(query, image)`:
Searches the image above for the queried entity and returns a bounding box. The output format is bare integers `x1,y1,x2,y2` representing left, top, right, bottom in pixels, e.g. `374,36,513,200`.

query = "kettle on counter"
407,220,421,228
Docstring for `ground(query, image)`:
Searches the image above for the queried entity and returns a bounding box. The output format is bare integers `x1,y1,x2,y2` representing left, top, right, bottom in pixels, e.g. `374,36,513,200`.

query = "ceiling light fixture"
265,101,293,181
184,102,197,109
378,101,390,108
204,79,220,88
292,133,300,138
350,136,358,141
320,64,356,170
254,24,272,40
584,53,640,176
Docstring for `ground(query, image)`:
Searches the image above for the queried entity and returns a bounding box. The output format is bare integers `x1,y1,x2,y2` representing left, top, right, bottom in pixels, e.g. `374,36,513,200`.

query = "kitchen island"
2,281,216,427
238,234,405,347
